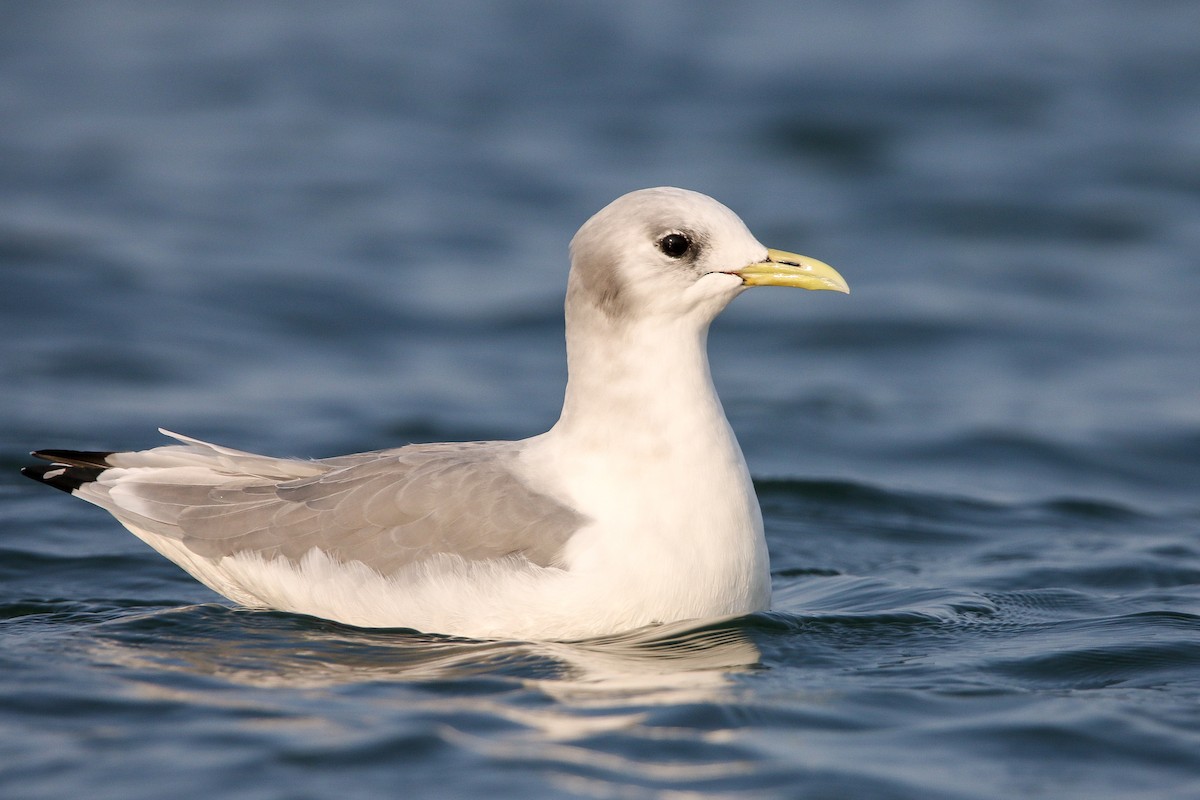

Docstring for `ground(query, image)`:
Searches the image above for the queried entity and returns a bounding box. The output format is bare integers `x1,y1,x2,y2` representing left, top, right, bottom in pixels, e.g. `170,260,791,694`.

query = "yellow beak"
733,249,849,294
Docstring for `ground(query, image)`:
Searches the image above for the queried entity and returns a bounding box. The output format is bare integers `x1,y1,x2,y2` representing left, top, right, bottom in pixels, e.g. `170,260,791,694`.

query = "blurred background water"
2,2,1199,798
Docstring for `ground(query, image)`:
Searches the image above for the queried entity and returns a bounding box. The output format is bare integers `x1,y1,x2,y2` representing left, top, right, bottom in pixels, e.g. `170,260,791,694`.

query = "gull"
23,187,848,641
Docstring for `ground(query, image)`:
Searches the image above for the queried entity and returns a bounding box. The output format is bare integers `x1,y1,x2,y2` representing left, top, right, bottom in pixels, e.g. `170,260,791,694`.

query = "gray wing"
113,441,585,574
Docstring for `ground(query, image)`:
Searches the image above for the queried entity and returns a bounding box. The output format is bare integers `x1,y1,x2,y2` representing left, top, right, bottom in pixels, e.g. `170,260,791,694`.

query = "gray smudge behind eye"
569,241,630,321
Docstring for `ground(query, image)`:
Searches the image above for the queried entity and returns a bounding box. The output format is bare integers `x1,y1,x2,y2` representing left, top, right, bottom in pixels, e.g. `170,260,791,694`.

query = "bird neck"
551,304,732,455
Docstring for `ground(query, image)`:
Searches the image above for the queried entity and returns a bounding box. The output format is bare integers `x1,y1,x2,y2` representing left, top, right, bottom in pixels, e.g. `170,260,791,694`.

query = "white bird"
23,187,848,641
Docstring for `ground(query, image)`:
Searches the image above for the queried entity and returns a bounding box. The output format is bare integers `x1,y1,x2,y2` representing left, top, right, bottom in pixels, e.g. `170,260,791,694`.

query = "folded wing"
42,432,584,575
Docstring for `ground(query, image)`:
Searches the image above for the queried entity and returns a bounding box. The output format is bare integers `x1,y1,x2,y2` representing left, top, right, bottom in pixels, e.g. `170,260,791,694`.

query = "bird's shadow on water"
81,603,767,698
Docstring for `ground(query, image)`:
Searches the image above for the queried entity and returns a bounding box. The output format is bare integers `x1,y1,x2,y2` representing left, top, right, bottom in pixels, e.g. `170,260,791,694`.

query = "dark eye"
658,233,692,258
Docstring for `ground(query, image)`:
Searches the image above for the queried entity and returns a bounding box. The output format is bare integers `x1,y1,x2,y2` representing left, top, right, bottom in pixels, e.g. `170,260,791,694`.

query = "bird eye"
658,233,692,258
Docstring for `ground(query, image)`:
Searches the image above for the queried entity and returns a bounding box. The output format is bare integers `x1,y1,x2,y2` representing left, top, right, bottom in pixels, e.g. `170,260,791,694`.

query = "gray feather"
102,440,585,575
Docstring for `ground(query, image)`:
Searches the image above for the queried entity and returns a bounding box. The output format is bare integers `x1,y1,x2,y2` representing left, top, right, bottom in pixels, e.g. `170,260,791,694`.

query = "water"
2,3,1199,798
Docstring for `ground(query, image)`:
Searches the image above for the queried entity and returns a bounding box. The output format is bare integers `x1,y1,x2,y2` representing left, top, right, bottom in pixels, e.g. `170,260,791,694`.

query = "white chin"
680,272,746,316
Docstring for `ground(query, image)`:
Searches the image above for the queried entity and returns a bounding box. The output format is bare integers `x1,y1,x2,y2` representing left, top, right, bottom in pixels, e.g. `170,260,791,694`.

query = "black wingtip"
30,449,115,468
22,462,105,493
22,449,114,493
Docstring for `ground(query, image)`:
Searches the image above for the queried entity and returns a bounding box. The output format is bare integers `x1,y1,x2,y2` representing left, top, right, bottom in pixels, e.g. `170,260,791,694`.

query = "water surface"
3,3,1199,798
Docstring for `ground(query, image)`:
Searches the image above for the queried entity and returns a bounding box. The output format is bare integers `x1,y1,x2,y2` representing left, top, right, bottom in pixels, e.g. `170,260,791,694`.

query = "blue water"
3,3,1199,798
